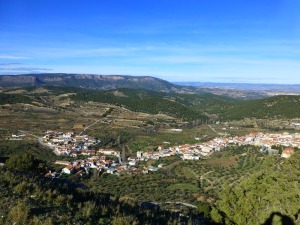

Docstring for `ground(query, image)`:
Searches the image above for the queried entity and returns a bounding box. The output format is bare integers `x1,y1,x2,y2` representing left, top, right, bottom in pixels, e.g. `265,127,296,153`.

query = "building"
281,147,295,158
137,151,143,159
62,165,74,174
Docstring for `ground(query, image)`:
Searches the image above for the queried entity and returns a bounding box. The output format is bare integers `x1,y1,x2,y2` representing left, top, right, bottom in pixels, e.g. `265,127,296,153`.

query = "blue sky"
0,0,300,84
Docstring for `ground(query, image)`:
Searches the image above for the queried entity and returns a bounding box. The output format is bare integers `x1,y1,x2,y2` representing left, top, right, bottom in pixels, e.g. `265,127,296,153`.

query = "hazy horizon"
1,1,300,84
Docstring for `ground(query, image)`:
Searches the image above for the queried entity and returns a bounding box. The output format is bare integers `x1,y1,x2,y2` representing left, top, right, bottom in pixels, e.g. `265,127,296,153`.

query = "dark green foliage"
5,153,42,172
102,107,113,117
4,80,300,123
222,95,300,120
0,167,204,224
212,154,300,224
196,202,211,218
0,140,57,161
11,86,300,123
71,88,209,121
0,93,32,105
173,92,237,113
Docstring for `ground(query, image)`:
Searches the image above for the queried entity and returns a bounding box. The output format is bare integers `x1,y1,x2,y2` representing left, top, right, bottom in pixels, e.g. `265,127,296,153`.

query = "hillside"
1,86,300,224
0,74,184,92
0,154,205,225
2,86,300,122
0,86,236,122
1,74,282,99
222,95,300,120
69,88,212,121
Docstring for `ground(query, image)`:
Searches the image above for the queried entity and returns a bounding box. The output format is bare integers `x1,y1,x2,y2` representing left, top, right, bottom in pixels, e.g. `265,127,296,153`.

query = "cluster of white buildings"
46,131,298,178
43,130,100,155
56,149,163,177
55,155,117,176
246,132,300,148
48,147,161,177
134,138,227,161
135,132,299,161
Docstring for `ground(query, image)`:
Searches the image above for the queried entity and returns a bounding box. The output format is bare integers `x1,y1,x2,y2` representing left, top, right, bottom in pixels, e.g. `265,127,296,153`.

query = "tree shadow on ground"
263,212,295,225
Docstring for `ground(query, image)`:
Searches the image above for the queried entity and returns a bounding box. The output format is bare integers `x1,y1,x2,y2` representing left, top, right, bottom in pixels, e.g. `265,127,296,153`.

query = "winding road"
208,125,217,133
19,130,59,155
79,119,101,135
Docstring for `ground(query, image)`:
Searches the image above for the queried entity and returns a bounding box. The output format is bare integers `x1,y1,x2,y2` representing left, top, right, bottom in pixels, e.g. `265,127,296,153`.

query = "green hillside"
0,154,204,225
0,93,32,105
212,154,300,224
222,95,300,120
171,92,237,114
70,88,211,121
3,86,300,122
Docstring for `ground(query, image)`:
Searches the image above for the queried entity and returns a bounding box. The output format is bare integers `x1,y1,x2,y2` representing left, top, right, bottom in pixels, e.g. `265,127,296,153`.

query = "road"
148,201,197,209
116,153,123,165
79,119,101,135
39,96,49,104
208,124,217,133
165,201,197,208
19,130,59,155
200,170,214,185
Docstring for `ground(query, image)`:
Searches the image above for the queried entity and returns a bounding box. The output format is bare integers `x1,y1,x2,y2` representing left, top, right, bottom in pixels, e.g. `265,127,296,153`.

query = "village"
43,130,298,178
42,130,101,156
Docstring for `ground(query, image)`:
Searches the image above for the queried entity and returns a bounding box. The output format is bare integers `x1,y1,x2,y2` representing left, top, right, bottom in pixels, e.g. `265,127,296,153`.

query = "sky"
0,0,300,84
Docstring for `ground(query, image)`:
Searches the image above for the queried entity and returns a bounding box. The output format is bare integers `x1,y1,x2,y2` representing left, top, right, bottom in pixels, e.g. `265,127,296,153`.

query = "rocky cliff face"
0,73,180,92
0,75,37,84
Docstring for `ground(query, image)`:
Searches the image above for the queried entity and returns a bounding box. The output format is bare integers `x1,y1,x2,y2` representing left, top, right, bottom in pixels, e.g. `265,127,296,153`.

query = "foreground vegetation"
212,155,300,224
0,154,207,225
1,141,299,224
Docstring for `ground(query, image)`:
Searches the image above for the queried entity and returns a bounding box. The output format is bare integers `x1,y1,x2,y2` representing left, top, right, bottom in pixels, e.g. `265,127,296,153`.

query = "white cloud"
0,55,31,59
0,62,52,73
0,67,52,71
0,63,25,66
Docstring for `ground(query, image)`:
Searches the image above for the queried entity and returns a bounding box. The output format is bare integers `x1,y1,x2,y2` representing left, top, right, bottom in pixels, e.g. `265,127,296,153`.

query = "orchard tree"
211,155,300,224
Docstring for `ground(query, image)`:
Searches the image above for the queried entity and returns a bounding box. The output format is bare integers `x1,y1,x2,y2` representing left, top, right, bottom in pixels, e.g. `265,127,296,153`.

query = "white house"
62,165,74,174
182,154,200,160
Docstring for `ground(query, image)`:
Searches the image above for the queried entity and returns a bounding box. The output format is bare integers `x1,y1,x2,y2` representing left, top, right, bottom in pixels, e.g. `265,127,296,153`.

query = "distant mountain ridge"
175,81,300,93
0,73,182,92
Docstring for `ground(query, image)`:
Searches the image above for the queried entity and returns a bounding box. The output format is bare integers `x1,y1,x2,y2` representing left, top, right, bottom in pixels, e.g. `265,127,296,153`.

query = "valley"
0,76,299,224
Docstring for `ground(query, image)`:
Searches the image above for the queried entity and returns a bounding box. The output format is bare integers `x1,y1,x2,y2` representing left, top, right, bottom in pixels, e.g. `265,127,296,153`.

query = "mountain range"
0,74,182,92
2,74,300,121
2,74,299,99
